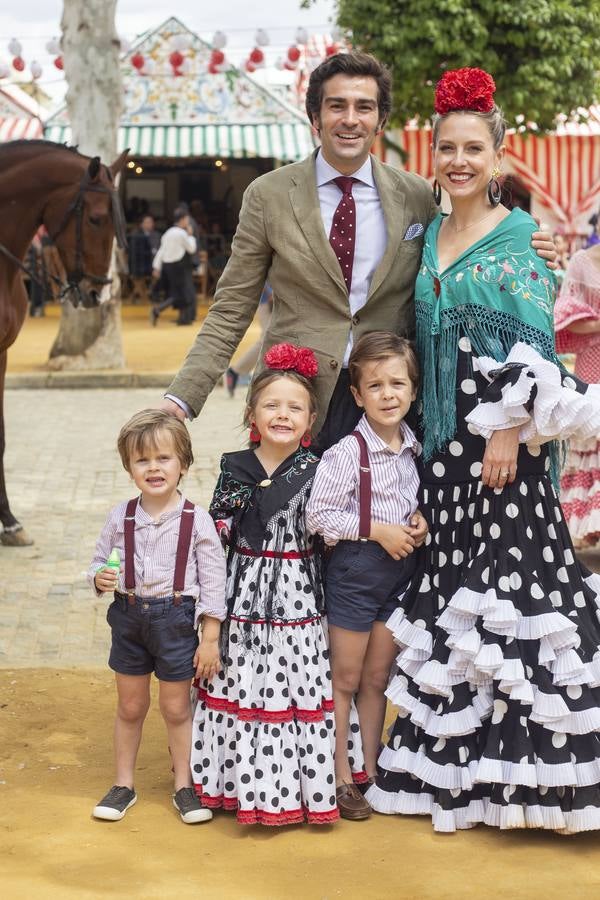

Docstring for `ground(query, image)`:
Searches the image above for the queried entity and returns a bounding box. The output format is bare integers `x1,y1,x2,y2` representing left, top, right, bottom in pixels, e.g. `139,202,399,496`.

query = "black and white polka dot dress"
191,448,365,826
367,336,600,833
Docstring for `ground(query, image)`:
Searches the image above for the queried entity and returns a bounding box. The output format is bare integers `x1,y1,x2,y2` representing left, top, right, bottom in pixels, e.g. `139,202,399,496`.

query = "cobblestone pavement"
0,387,245,667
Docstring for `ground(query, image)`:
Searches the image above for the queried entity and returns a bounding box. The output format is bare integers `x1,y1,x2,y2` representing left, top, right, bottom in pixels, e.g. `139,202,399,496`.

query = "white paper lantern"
255,29,269,46
295,27,308,45
45,37,60,56
142,58,156,76
172,34,192,52
0,62,9,79
8,38,22,57
30,60,42,79
119,37,131,54
212,31,227,50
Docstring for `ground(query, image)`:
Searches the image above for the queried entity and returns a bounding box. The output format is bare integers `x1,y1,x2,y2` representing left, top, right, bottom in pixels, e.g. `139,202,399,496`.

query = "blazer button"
329,359,338,369
352,313,360,326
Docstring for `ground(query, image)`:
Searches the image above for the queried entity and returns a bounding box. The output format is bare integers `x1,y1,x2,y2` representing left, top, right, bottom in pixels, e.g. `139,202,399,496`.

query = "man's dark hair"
305,51,392,129
173,205,188,223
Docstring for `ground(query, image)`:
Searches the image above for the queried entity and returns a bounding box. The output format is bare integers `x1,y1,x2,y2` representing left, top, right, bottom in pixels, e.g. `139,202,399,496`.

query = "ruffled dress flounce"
367,337,600,833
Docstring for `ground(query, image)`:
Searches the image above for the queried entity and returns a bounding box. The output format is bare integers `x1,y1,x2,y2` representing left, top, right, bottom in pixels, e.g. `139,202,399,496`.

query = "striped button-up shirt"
87,495,227,621
306,414,420,546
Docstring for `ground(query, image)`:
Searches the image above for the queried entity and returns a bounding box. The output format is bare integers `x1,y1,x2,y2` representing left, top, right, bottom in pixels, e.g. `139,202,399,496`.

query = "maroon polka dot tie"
329,176,357,292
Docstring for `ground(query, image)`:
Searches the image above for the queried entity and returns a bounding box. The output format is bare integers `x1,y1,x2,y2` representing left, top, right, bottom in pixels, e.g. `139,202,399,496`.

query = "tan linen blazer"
168,150,438,435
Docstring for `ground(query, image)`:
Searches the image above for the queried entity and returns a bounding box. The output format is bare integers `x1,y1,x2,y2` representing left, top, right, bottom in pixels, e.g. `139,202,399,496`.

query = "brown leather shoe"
336,782,372,820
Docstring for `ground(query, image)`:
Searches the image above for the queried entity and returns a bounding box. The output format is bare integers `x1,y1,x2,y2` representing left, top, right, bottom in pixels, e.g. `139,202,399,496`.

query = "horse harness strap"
351,431,372,541
123,498,196,605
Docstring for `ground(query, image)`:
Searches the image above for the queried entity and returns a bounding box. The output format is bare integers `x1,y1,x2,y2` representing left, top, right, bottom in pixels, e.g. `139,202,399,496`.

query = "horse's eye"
89,215,102,226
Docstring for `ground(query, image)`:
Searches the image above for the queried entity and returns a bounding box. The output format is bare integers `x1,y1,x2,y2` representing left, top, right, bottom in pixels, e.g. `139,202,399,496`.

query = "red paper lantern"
249,47,264,66
210,49,225,67
169,50,184,70
12,56,25,72
208,62,220,75
325,44,338,57
53,56,64,70
287,45,301,63
131,52,145,70
245,60,257,73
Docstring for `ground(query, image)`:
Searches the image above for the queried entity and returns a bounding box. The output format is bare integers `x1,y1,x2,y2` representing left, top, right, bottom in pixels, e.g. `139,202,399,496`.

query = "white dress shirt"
152,226,197,271
306,414,420,546
315,151,387,365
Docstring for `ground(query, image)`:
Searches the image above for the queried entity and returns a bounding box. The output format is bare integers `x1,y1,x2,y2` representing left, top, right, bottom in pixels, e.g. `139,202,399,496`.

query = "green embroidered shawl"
415,208,558,462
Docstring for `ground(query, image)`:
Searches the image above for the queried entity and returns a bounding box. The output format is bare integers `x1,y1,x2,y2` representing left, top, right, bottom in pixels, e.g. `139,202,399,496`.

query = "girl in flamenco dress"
191,343,364,825
554,244,600,547
367,67,600,833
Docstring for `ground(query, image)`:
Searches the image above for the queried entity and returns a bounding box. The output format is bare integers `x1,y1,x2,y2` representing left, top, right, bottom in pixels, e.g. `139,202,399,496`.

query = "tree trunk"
48,0,125,371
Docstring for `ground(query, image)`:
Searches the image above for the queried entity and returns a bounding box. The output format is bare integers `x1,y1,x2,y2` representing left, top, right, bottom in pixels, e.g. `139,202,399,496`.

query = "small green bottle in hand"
94,547,121,594
106,548,121,574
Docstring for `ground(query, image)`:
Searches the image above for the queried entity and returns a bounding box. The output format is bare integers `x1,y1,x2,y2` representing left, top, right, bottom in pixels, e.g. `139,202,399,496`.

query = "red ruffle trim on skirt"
194,785,339,825
196,687,334,722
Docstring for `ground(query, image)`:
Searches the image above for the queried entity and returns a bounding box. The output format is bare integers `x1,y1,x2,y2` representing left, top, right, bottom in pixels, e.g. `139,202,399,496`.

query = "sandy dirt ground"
2,669,600,900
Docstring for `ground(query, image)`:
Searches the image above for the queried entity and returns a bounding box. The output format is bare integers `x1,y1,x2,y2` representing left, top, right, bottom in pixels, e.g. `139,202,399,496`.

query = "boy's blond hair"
117,409,194,473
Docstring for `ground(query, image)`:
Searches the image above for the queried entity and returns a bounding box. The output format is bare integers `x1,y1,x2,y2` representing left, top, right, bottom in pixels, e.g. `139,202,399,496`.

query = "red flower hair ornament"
434,67,496,116
263,343,319,379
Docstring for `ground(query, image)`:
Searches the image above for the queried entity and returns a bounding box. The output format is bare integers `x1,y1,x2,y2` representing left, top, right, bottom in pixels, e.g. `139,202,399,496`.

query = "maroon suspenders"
351,430,371,542
123,497,195,605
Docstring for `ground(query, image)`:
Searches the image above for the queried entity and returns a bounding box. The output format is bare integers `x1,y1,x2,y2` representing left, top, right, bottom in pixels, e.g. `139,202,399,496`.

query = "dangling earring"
300,431,312,448
249,422,261,443
432,179,442,206
488,167,502,208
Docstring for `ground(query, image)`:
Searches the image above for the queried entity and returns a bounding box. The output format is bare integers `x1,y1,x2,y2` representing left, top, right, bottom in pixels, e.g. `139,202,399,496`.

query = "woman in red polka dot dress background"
555,245,600,547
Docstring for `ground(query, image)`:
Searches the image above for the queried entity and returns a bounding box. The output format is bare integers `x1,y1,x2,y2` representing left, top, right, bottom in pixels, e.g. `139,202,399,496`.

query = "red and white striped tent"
0,83,44,142
389,108,600,234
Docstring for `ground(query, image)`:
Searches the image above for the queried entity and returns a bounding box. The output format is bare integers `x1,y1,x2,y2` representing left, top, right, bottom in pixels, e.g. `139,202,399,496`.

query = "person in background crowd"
129,215,161,304
585,213,600,249
152,208,197,327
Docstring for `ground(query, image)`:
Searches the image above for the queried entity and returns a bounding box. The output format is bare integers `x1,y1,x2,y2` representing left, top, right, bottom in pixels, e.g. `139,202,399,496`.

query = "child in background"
307,332,425,820
89,410,226,824
191,343,364,826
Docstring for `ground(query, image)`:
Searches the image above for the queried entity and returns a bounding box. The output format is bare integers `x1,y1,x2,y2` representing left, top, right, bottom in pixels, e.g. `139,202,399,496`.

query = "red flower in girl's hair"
434,67,496,115
264,342,319,378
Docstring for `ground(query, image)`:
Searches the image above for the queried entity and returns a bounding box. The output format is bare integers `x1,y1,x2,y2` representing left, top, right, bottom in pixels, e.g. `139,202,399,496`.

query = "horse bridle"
0,162,128,305
48,163,129,304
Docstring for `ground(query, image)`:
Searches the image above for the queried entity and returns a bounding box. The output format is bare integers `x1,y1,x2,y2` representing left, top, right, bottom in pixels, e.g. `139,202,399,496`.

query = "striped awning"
1,116,43,142
44,122,316,162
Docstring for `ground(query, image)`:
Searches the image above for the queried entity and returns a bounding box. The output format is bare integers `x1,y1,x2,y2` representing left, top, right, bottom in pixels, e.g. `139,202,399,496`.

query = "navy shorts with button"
325,540,417,632
107,592,198,681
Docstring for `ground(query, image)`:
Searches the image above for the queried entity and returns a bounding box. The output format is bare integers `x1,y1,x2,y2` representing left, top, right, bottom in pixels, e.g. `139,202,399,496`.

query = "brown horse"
0,140,128,545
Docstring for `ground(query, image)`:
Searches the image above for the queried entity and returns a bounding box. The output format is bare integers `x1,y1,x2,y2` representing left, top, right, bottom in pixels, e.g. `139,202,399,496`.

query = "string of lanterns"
0,28,346,82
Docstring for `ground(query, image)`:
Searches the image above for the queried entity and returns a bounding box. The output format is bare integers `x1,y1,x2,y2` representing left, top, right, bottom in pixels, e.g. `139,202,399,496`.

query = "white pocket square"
404,223,425,240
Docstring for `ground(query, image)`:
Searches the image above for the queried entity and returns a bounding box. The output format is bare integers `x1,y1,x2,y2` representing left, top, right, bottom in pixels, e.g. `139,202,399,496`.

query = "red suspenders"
123,497,195,605
351,430,371,542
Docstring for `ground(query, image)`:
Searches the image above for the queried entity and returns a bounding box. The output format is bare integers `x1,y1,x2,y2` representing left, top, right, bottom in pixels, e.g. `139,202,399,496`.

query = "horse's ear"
88,156,101,180
109,149,130,179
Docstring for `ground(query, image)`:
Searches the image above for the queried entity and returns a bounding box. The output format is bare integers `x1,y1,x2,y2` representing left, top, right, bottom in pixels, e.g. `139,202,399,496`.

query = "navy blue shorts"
107,592,198,682
325,540,416,633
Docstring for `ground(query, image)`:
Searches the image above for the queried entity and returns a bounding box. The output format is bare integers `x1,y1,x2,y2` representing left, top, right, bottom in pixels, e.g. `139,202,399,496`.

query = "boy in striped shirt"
306,332,427,820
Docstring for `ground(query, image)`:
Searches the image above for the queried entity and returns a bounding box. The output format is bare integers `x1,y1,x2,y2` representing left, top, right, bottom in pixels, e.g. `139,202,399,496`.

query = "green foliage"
304,0,600,130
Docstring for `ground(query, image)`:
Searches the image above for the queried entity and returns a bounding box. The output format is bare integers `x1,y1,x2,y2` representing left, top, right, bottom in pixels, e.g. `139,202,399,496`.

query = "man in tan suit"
162,51,554,444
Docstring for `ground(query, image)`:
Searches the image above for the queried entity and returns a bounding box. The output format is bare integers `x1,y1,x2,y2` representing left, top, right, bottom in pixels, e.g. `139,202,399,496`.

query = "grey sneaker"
93,785,137,821
173,787,213,824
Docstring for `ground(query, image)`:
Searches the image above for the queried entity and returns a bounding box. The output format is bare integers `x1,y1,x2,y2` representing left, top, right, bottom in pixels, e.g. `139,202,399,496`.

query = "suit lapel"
289,152,348,295
367,156,407,300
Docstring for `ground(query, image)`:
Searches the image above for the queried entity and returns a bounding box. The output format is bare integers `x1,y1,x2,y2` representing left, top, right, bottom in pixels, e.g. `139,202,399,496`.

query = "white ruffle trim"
465,341,600,445
366,784,600,833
